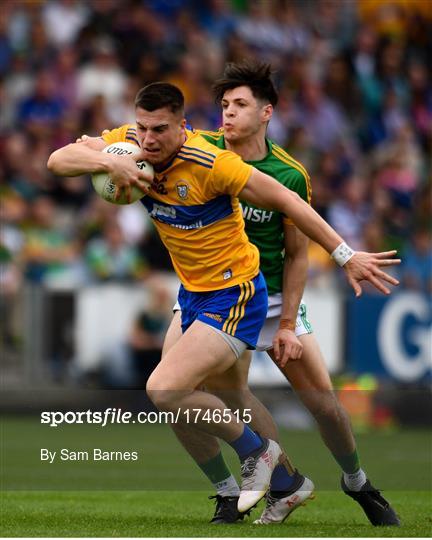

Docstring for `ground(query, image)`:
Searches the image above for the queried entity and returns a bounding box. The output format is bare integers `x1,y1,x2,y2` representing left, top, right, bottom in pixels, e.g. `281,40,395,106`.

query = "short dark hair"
212,61,278,106
135,82,184,114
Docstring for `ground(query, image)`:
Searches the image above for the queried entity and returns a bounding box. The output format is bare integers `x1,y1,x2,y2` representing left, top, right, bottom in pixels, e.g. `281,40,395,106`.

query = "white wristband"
331,242,355,267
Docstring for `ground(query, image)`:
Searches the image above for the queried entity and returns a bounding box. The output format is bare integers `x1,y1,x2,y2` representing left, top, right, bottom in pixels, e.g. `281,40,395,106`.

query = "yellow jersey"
102,125,259,292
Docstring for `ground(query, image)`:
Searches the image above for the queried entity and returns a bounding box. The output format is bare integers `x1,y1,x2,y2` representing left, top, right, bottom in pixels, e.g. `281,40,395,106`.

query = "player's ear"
262,104,273,123
180,118,187,131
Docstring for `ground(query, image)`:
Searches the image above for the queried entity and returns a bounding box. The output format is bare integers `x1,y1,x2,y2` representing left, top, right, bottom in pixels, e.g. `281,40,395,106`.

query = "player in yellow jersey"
48,82,400,516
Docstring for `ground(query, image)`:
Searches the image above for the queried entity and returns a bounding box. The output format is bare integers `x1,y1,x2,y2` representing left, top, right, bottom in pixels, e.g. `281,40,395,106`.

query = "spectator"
84,220,148,283
17,69,66,138
400,228,432,293
51,47,80,112
76,36,127,109
294,78,351,153
27,16,57,70
2,55,33,130
236,2,287,57
373,122,424,212
42,0,89,48
199,0,239,45
324,54,363,119
327,176,371,251
101,310,164,388
101,276,172,388
20,195,80,285
408,61,432,150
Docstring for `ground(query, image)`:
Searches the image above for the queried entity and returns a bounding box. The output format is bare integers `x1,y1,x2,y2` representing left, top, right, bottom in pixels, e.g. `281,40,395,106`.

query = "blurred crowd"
1,0,431,304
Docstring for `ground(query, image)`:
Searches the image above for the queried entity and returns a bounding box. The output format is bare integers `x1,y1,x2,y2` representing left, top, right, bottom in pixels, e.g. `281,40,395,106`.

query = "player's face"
221,86,272,143
136,107,186,167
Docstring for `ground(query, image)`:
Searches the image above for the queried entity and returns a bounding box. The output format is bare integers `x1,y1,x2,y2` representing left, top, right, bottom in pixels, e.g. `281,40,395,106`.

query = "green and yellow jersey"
199,129,311,295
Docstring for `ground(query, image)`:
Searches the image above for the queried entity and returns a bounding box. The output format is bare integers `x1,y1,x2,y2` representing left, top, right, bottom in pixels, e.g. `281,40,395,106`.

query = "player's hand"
76,133,103,143
107,154,153,203
273,328,303,367
343,250,400,297
75,133,108,145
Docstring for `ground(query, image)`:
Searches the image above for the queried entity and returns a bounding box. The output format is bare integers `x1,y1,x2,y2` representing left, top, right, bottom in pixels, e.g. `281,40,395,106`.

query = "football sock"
229,425,264,460
198,452,240,497
268,463,297,492
343,468,367,491
333,448,361,474
215,475,241,497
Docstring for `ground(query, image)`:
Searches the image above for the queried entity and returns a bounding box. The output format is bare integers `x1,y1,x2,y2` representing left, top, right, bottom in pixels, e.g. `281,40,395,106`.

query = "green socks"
333,449,361,474
198,452,240,497
334,449,367,491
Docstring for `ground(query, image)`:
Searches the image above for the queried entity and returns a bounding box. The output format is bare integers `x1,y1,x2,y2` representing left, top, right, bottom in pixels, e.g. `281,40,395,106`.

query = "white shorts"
256,293,313,352
173,292,313,352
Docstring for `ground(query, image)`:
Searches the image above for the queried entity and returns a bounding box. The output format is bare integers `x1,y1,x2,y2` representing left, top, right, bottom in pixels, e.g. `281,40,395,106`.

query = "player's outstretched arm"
239,169,400,296
48,141,113,176
47,142,152,197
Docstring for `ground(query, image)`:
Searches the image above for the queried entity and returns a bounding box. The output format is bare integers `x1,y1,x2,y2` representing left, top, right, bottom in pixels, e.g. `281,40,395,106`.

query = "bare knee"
146,373,183,411
145,378,166,410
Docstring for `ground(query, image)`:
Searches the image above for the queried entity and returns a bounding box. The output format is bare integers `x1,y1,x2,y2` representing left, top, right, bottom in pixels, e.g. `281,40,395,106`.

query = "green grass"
1,416,431,536
1,490,431,537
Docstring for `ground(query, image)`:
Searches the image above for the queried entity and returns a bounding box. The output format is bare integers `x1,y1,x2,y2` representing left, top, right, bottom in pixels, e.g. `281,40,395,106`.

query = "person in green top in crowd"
169,61,399,527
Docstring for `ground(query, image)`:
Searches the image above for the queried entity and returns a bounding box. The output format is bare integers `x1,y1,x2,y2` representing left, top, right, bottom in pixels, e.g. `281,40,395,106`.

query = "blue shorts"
178,272,268,349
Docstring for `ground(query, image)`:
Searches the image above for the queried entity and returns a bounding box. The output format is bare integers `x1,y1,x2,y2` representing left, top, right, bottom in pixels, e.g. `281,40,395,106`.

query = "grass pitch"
1,416,431,537
2,489,431,537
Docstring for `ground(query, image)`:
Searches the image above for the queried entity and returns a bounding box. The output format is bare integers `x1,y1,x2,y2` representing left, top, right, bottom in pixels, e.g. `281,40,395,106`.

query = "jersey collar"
218,132,273,164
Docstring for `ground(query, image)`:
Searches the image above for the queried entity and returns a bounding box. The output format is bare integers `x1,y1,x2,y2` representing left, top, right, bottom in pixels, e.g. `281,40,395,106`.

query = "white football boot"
254,476,315,524
237,438,282,513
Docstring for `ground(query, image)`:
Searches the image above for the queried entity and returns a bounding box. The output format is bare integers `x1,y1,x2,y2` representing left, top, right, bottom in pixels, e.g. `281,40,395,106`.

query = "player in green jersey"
169,62,400,526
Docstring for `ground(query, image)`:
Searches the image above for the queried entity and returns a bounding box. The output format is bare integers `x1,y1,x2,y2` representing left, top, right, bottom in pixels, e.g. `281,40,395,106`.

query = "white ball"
91,142,153,205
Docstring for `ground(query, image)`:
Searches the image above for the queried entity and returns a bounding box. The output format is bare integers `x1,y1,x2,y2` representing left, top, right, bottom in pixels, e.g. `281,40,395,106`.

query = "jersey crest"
176,181,189,200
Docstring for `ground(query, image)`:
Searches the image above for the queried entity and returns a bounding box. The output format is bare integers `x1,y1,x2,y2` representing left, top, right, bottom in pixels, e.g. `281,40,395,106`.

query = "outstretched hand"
343,250,400,297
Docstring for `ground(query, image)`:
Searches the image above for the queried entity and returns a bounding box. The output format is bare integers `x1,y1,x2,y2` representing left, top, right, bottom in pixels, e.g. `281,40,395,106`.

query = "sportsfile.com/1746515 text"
40,408,252,428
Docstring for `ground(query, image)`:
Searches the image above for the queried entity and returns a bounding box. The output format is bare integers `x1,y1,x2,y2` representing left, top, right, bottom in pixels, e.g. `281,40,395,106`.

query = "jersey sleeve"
101,124,132,145
212,150,253,196
282,169,312,225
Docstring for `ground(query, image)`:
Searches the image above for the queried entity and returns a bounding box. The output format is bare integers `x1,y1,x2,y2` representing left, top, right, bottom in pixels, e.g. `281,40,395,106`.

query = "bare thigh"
205,349,251,391
148,319,237,392
162,310,183,358
275,333,333,392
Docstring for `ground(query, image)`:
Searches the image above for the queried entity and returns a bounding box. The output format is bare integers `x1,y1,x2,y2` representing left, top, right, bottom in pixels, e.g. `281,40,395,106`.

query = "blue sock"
229,426,263,460
270,464,296,491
